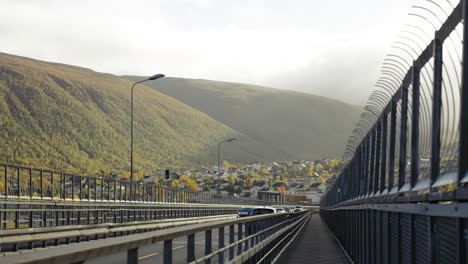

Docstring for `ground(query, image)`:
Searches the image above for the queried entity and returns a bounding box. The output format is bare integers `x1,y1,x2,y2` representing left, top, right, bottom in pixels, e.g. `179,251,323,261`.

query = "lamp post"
217,138,237,195
130,74,165,186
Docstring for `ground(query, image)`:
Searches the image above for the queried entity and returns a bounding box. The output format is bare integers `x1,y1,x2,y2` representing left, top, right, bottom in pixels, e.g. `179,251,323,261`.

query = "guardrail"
0,164,276,205
0,200,240,231
320,1,468,263
0,210,312,264
0,214,236,252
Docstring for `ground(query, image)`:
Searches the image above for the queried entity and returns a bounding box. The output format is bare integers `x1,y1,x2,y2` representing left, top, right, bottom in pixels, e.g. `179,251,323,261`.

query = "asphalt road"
86,228,241,264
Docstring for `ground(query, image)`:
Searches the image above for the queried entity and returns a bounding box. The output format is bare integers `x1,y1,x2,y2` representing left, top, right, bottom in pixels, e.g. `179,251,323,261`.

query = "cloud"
0,0,410,105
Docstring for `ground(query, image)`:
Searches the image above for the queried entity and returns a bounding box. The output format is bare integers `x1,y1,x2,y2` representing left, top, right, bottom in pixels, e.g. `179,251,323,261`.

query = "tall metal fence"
0,163,270,205
322,0,468,209
321,1,468,263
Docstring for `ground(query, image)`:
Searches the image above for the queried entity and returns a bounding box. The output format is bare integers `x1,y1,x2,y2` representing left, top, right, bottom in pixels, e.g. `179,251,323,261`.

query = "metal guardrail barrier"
0,210,312,264
320,1,468,263
0,200,240,231
0,164,276,206
0,214,237,252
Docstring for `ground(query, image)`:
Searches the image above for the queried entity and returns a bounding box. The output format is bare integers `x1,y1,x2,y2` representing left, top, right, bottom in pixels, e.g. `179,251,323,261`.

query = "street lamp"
130,74,165,184
217,138,237,195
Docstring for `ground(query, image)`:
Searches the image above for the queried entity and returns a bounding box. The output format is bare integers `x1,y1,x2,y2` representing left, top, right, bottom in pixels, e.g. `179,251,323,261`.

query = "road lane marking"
137,244,186,260
173,245,185,250
138,252,159,260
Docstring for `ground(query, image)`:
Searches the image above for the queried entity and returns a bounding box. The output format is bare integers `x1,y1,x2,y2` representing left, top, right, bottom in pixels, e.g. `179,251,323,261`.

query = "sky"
1,0,414,105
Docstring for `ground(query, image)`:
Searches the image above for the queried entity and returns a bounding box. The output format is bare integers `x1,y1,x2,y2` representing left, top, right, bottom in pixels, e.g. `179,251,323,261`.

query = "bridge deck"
277,214,349,264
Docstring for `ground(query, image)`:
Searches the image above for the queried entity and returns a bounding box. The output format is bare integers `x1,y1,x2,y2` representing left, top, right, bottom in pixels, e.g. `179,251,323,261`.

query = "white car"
276,208,285,213
294,205,304,212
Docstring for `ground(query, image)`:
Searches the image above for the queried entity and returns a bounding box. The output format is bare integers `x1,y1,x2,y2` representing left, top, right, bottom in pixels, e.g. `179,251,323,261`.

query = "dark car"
250,207,277,216
237,207,254,217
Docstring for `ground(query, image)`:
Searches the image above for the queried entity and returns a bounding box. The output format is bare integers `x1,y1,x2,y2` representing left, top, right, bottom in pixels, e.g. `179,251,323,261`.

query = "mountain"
124,76,362,161
0,53,274,174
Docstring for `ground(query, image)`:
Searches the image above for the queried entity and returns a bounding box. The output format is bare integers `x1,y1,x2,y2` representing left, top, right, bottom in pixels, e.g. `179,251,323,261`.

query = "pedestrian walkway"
277,213,349,264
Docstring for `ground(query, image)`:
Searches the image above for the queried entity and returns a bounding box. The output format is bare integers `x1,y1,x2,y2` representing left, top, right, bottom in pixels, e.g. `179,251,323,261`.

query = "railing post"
388,99,397,191
29,168,33,199
40,169,43,198
205,230,212,264
369,130,376,195
219,227,225,264
4,165,8,198
164,239,172,264
374,121,382,195
17,167,20,197
399,82,409,189
430,32,443,188
380,112,388,193
459,0,468,184
237,223,243,256
411,63,421,189
358,143,364,196
61,172,65,200
51,171,54,199
127,248,138,264
71,174,75,200
361,137,369,196
187,234,195,262
79,175,82,200
229,224,235,260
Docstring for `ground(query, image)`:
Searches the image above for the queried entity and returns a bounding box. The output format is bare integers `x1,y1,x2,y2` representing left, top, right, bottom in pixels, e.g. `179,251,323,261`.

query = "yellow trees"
315,163,324,172
171,180,180,188
179,175,199,191
153,177,160,185
282,179,289,186
222,160,231,168
121,171,131,179
243,178,254,188
186,180,199,191
261,168,269,175
318,175,326,184
179,175,190,183
228,175,236,185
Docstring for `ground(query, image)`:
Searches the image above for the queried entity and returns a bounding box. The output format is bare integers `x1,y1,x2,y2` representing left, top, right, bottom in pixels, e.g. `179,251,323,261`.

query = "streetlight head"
227,138,237,142
148,74,165,80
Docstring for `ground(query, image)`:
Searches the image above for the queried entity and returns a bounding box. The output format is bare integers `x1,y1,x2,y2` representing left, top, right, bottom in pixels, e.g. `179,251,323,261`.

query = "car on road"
276,208,285,213
294,205,304,212
250,207,277,216
237,207,254,217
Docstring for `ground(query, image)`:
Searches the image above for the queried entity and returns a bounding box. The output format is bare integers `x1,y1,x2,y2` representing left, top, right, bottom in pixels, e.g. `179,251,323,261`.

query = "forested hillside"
125,76,362,161
0,53,361,176
0,53,271,175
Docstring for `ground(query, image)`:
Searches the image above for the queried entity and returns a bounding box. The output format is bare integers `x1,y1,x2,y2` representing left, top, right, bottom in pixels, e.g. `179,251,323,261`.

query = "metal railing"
320,1,468,263
0,200,240,231
0,213,237,252
321,0,468,209
0,210,312,264
0,164,274,205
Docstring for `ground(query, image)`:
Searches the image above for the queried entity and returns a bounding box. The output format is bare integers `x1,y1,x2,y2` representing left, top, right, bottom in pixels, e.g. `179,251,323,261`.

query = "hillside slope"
125,76,362,160
0,53,277,174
